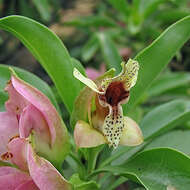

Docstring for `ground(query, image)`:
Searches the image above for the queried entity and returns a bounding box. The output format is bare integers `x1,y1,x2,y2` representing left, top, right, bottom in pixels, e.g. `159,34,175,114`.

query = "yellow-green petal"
120,116,143,146
73,68,103,94
74,120,106,148
115,59,139,90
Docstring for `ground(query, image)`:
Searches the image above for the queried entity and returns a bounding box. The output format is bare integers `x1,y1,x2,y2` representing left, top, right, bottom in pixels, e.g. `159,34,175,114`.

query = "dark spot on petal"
1,152,13,160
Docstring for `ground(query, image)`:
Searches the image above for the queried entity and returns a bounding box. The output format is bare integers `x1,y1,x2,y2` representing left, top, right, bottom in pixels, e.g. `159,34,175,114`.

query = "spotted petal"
115,59,139,90
73,68,104,94
0,112,19,161
102,105,124,148
120,116,143,146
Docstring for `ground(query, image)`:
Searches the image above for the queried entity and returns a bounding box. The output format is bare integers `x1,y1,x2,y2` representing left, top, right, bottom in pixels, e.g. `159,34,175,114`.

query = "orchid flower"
1,69,70,168
0,69,72,189
0,138,72,190
73,59,143,148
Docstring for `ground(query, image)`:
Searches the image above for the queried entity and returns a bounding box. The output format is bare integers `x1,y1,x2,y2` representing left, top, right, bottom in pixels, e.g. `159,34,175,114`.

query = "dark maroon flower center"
100,81,129,106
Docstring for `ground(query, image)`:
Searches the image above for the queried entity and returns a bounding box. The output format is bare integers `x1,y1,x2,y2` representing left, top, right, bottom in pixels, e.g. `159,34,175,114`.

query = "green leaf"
145,130,190,157
96,32,122,73
138,0,165,18
148,72,190,97
125,15,190,112
157,9,190,24
82,34,99,62
69,173,99,190
0,15,83,113
140,99,190,140
96,148,190,190
0,64,60,112
32,0,51,22
108,0,130,17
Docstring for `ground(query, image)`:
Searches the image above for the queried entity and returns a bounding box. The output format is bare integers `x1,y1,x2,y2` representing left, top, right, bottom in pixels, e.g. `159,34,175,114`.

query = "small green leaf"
32,0,51,21
139,0,165,18
82,34,99,62
108,0,130,18
96,32,122,73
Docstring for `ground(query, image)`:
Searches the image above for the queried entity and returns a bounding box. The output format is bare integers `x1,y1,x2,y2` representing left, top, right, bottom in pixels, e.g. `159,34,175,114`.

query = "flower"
73,59,143,148
1,68,70,168
0,138,72,190
0,69,72,189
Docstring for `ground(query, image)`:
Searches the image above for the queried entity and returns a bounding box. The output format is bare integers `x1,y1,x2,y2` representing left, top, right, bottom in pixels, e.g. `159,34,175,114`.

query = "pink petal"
5,81,29,115
0,166,31,190
19,105,59,165
16,180,39,190
19,105,51,145
7,138,28,171
11,73,69,148
0,112,19,160
27,144,72,190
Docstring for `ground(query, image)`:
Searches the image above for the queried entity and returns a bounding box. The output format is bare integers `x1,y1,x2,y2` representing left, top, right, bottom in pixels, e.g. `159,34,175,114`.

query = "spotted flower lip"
73,59,143,148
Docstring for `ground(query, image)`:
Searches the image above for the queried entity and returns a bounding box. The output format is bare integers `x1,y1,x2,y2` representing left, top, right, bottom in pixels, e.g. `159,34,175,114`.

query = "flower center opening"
105,81,129,106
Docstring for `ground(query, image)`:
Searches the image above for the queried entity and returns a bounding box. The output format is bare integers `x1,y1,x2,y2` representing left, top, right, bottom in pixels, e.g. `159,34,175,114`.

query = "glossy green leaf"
0,64,60,112
125,15,190,112
148,72,190,97
0,15,83,113
96,32,122,73
145,130,190,157
140,99,190,140
95,148,190,190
